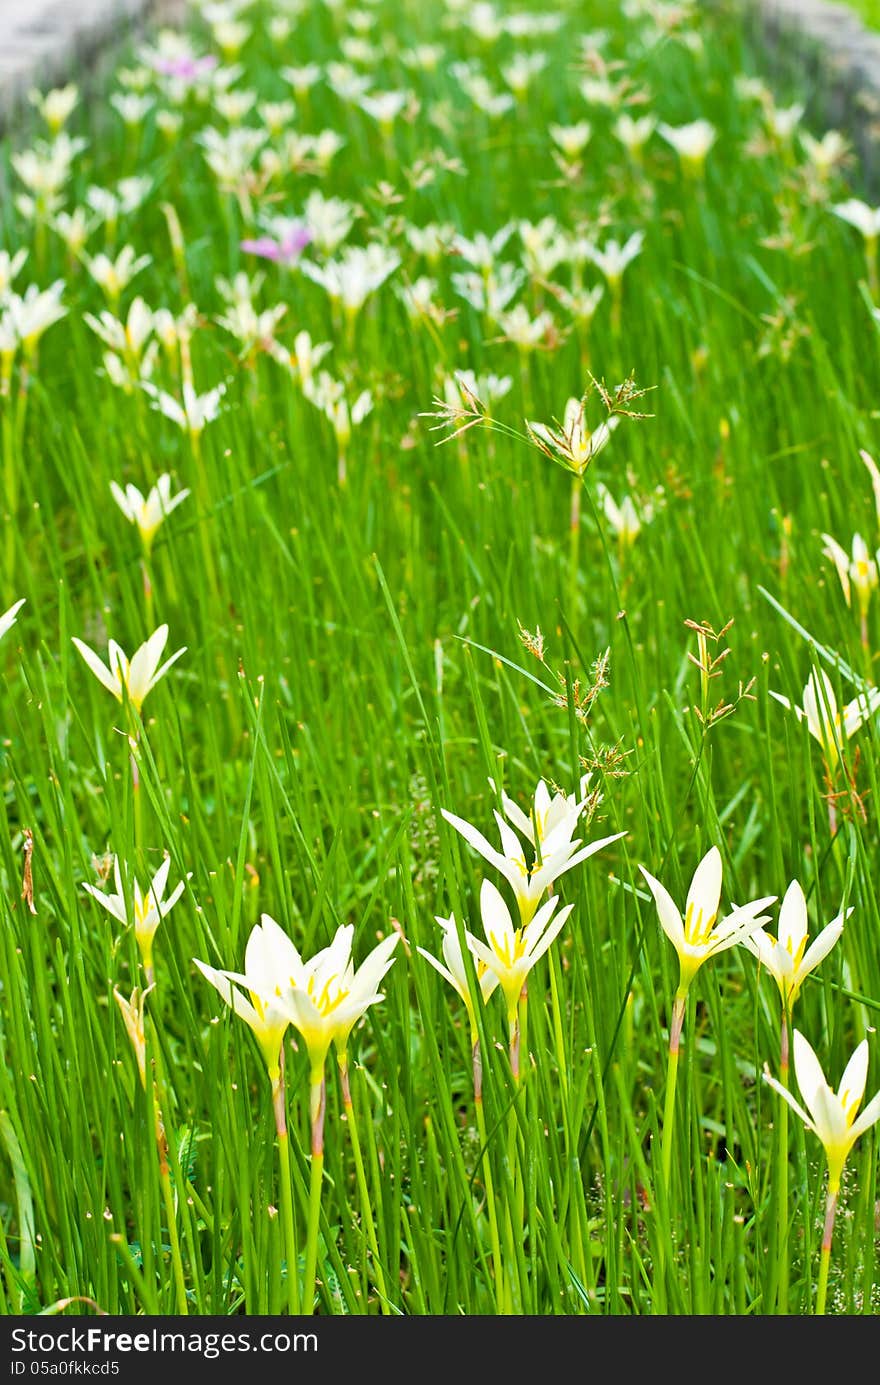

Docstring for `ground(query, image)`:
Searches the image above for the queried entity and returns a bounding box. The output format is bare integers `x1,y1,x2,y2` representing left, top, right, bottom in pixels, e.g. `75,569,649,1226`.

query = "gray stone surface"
0,0,170,127
724,0,880,187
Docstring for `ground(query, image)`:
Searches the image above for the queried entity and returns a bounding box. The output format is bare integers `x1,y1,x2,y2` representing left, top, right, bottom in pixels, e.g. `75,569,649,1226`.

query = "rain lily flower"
141,379,227,438
492,773,600,860
83,246,152,306
30,84,78,133
501,52,547,97
194,914,304,1311
274,919,399,1309
745,879,847,1020
496,304,556,350
549,121,592,160
801,129,849,182
109,474,190,551
304,372,372,484
764,1032,880,1187
641,845,775,1188
302,192,356,255
442,795,624,926
821,532,878,644
443,370,512,413
832,199,880,292
194,915,298,1091
640,845,775,1040
270,329,332,390
359,89,410,130
597,482,649,552
277,922,400,1084
769,667,880,774
281,63,322,97
72,624,186,716
452,224,516,272
584,232,644,328
452,263,525,316
466,879,573,1078
300,244,400,318
240,223,311,266
418,913,500,1045
113,986,152,1088
0,250,28,301
527,396,620,477
84,853,186,980
832,198,880,242
764,1031,880,1313
861,448,880,527
658,118,717,174
613,113,656,158
0,599,25,641
5,282,67,357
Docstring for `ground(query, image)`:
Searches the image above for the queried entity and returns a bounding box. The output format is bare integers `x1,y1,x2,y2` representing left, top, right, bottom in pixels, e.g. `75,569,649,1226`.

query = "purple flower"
240,225,312,265
150,54,218,80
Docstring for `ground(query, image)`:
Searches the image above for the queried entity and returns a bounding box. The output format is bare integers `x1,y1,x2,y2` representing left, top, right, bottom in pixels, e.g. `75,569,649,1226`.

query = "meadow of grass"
0,0,879,1319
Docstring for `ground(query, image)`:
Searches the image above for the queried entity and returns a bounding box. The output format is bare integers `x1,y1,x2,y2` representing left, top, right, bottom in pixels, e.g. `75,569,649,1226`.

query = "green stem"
338,1053,389,1313
273,1063,300,1316
777,1014,790,1315
661,992,686,1193
816,1177,839,1316
159,1157,188,1314
569,475,581,624
472,1037,505,1314
303,1069,326,1313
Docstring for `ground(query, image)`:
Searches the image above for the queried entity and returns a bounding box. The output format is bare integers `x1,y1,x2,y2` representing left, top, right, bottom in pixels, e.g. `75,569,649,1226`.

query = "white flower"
30,83,78,132
109,474,190,548
613,113,656,156
496,304,555,349
832,198,880,242
194,915,297,1080
639,845,775,996
72,624,186,714
359,89,409,126
658,118,717,170
452,263,524,316
465,879,573,1022
84,246,152,302
820,532,878,616
300,244,400,314
527,396,620,476
277,922,400,1070
452,224,516,272
770,667,880,769
141,379,227,435
549,121,592,159
5,282,67,354
0,599,25,640
84,853,185,975
598,483,648,547
764,1031,880,1186
0,250,28,301
418,914,500,1030
584,232,644,288
301,191,355,255
442,796,624,926
744,879,848,1012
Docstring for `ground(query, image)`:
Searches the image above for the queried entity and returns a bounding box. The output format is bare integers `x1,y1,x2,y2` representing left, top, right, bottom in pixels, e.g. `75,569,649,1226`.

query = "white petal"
686,846,722,928
639,864,685,952
777,879,808,954
72,638,121,699
480,877,515,953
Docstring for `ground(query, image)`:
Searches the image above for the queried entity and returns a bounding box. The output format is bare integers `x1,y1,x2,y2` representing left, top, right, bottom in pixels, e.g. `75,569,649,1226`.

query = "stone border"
0,0,176,129
732,1,880,181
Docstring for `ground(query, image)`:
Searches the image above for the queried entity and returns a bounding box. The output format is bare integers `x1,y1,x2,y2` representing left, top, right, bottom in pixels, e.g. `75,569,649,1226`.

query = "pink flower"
240,226,311,265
